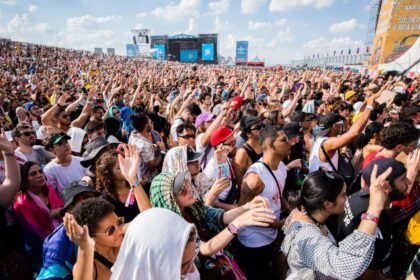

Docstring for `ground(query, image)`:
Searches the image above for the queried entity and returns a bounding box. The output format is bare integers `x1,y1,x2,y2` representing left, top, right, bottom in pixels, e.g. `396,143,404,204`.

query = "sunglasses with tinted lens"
93,217,125,236
250,124,263,131
179,134,195,140
20,131,35,137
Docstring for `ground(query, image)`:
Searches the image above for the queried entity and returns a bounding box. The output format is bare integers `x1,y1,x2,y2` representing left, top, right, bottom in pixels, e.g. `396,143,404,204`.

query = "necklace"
306,212,325,228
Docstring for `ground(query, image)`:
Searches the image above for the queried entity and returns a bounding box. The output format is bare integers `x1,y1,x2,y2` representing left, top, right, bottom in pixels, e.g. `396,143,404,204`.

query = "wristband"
227,223,239,236
361,212,379,224
131,178,142,189
57,104,66,109
366,105,374,111
2,152,14,157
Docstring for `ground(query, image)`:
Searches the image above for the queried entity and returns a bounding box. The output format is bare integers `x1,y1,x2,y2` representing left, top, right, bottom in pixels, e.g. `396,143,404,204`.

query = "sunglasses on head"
92,217,125,236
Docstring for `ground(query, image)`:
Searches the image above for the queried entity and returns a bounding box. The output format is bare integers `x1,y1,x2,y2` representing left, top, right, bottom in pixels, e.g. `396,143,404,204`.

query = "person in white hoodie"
111,208,200,280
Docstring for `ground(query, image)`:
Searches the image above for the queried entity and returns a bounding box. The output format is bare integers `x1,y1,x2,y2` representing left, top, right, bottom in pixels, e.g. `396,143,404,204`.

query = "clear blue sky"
0,0,374,64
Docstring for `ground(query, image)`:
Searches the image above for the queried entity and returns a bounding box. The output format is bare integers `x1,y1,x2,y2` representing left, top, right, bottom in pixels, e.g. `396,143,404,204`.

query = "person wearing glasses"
64,198,125,280
13,161,64,272
281,167,393,280
12,123,54,167
203,126,239,210
150,171,275,279
233,116,263,187
176,123,197,147
236,126,291,279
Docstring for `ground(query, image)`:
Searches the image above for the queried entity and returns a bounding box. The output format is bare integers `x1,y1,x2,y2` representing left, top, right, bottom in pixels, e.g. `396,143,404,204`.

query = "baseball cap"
256,94,267,103
283,122,301,139
231,96,243,111
43,133,71,149
195,112,215,128
173,171,189,195
291,111,310,123
317,113,344,137
210,126,235,147
186,146,202,163
60,180,97,215
24,102,34,111
362,158,406,186
345,90,356,100
240,116,262,131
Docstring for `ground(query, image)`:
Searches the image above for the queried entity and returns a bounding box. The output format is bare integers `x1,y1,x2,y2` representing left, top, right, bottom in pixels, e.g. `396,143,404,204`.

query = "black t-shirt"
330,188,392,274
101,191,140,223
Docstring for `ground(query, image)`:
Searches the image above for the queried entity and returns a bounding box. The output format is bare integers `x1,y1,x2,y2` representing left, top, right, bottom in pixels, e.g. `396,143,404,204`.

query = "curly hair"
95,150,120,199
72,197,115,236
381,121,418,149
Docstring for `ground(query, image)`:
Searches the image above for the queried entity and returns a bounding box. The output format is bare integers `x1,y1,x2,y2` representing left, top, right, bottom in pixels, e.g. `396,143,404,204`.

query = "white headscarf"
67,127,86,154
162,146,214,197
111,208,196,280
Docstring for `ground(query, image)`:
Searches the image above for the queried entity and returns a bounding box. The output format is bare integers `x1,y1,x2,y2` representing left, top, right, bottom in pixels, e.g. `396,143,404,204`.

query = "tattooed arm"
238,172,264,206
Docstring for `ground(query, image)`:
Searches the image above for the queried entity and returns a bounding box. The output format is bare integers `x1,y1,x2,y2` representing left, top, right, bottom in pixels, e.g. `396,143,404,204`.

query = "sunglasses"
20,131,36,137
250,124,263,131
179,134,195,140
92,217,125,236
177,182,192,196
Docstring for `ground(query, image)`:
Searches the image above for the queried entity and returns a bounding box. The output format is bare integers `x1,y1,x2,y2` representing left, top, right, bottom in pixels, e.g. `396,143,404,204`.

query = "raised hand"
63,213,95,250
118,143,141,186
368,165,393,214
0,129,14,153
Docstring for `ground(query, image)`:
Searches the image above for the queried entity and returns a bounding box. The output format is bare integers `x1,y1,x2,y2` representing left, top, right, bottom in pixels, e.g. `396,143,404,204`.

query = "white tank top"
238,160,287,248
309,137,339,173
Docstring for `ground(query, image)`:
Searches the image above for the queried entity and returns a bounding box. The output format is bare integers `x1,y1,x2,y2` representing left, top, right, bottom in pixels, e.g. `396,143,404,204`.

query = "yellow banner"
369,0,420,69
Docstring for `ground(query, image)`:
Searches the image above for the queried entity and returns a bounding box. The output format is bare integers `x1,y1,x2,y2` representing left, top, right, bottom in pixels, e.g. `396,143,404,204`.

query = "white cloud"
134,23,144,29
241,0,266,14
275,18,288,26
329,18,359,33
66,15,121,30
248,20,271,30
136,12,147,18
302,36,363,55
0,13,52,40
151,0,200,21
184,18,197,34
213,16,230,33
46,14,124,52
277,27,292,42
208,0,231,15
28,5,38,13
1,0,16,6
269,0,334,12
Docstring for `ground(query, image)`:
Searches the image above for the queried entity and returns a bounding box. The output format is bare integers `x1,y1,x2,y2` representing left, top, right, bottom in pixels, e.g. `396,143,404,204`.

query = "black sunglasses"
179,134,195,139
20,131,35,137
250,124,263,131
92,217,125,236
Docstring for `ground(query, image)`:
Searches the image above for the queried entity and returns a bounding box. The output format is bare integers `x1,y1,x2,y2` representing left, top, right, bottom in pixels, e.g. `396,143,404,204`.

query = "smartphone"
218,163,230,178
5,131,13,141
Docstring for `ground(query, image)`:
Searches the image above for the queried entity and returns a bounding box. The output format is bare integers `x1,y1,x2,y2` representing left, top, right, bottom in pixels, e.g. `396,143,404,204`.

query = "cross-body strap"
320,140,338,172
260,162,281,195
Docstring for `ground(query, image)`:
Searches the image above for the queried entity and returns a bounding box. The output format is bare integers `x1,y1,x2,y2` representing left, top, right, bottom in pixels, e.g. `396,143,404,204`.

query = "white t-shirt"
309,137,339,173
238,160,287,248
43,156,88,195
195,133,214,169
170,118,184,143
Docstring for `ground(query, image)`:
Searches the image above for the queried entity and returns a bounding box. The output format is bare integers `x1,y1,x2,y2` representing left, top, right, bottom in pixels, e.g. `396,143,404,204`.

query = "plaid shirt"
389,183,420,224
281,220,375,280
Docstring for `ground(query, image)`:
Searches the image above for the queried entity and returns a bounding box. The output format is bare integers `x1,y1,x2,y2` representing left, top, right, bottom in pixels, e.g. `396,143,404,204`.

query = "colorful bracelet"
361,212,379,224
131,178,142,189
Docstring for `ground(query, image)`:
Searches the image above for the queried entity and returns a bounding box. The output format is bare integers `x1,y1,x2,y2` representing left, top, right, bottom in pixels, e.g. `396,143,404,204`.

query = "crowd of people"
0,37,419,280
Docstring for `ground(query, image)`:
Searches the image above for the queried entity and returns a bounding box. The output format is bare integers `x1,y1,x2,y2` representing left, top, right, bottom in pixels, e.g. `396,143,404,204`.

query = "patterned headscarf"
150,172,207,226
